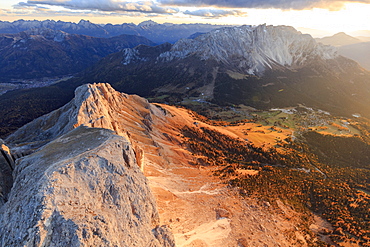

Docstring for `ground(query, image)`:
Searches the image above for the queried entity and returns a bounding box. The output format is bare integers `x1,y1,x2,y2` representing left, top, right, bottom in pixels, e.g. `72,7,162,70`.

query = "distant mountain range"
0,19,229,44
316,32,370,70
315,32,362,46
79,24,370,118
0,28,155,81
339,42,370,70
1,24,370,137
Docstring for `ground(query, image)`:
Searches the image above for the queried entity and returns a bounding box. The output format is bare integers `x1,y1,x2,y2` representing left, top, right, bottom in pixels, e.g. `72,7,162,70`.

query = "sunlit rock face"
0,127,175,247
153,24,337,75
6,83,166,142
6,83,167,170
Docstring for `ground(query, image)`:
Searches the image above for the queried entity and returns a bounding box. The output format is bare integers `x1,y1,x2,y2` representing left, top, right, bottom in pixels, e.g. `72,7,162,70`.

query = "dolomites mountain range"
0,19,229,44
156,24,338,75
0,83,327,246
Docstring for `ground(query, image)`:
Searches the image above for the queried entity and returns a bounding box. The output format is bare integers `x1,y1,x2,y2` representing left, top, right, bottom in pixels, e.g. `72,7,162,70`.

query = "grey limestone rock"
0,126,175,247
153,24,337,75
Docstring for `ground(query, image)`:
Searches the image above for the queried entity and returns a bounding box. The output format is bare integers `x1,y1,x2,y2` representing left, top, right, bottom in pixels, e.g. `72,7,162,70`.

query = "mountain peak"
156,24,337,75
78,19,91,24
1,125,176,246
6,83,165,151
78,19,95,28
138,20,159,27
316,32,361,46
334,32,348,36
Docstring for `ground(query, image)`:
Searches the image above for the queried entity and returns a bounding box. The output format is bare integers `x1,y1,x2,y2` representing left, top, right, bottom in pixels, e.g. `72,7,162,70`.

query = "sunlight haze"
0,0,369,37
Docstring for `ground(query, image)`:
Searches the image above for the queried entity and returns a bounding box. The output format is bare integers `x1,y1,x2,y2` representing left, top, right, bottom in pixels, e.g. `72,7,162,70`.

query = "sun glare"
223,3,370,37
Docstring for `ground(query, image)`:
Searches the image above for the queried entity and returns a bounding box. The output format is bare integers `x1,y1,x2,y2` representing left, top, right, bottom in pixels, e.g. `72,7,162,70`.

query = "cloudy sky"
1,0,370,36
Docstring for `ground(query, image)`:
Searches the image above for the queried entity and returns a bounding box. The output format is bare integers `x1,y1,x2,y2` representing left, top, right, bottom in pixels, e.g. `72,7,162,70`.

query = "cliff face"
0,126,174,247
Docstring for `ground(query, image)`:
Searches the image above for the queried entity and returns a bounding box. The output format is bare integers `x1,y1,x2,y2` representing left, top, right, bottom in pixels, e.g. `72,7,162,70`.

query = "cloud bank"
26,0,178,14
184,9,246,18
8,0,370,20
160,0,370,10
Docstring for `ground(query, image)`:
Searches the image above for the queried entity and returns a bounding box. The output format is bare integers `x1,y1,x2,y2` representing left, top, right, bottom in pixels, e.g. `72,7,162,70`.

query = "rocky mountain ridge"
0,126,175,247
154,24,337,75
0,83,178,246
5,83,168,170
315,32,363,47
0,28,155,81
314,32,370,70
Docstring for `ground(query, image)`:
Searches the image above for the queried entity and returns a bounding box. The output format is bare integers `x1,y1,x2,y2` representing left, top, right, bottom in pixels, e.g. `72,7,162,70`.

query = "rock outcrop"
0,126,175,247
0,139,13,207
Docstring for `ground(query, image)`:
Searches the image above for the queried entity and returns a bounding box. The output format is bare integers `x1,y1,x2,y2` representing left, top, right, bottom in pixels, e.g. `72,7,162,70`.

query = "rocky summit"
0,126,175,247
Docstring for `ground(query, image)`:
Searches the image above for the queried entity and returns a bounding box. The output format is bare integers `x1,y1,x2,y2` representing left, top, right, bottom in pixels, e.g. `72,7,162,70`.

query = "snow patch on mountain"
138,20,159,27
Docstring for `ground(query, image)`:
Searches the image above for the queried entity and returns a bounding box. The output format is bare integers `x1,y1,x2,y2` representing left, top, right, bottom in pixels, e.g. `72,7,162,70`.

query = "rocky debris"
0,126,175,247
215,207,231,219
237,238,250,247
